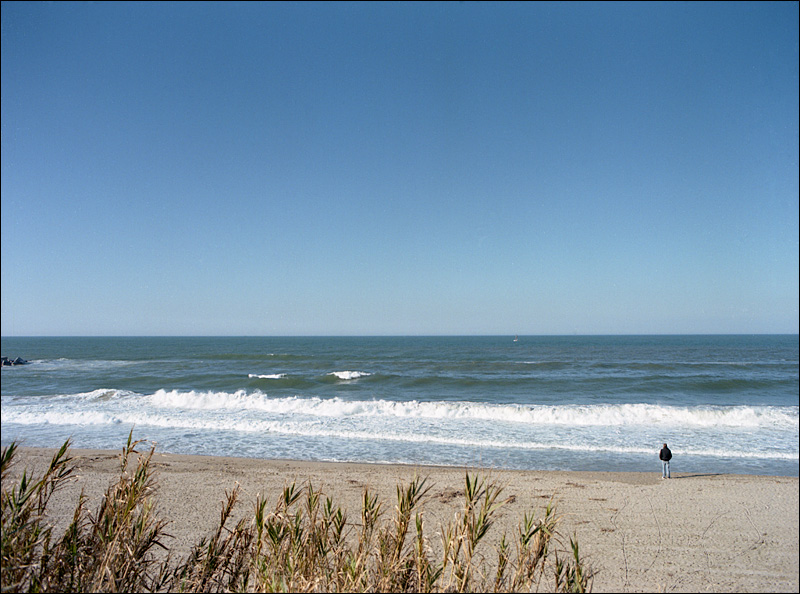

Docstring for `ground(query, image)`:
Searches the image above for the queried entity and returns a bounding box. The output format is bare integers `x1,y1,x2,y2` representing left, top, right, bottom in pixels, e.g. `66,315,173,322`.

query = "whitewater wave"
46,388,141,402
131,390,800,430
248,373,288,379
3,410,126,426
13,388,796,431
328,371,372,380
3,409,796,461
23,359,142,372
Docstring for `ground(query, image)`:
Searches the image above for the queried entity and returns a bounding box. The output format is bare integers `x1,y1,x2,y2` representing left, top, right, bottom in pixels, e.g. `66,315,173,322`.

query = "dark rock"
1,356,28,366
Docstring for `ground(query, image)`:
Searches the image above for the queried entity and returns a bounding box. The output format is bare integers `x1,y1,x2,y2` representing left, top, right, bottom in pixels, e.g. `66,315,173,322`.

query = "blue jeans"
662,460,670,478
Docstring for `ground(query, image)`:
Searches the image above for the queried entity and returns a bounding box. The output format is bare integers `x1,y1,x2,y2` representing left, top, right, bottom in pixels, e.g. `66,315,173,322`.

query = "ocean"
1,335,797,476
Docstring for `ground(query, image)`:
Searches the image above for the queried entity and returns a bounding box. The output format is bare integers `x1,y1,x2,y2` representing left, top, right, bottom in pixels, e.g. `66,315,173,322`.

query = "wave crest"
327,371,372,380
142,390,798,429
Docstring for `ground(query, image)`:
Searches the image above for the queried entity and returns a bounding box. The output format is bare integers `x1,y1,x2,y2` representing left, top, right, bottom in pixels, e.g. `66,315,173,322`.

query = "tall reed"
2,436,592,593
1,432,172,592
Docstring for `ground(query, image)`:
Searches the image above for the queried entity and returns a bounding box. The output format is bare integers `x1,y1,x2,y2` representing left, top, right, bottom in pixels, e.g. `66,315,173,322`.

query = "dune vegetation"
1,433,591,592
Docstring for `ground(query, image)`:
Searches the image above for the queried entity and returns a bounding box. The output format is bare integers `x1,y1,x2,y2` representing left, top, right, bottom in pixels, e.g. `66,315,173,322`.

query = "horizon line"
3,332,798,339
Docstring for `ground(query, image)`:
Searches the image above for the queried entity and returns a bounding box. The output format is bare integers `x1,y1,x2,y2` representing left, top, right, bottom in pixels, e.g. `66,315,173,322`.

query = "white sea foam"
13,388,796,432
141,390,798,430
51,388,140,402
4,389,797,463
328,371,372,380
5,407,795,461
151,389,271,410
3,410,125,426
248,373,287,379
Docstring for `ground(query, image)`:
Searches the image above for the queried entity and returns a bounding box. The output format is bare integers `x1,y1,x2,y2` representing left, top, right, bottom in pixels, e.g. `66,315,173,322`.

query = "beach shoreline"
7,446,799,593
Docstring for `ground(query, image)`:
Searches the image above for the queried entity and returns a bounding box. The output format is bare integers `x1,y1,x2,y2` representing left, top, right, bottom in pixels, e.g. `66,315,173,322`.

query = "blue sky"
1,1,798,336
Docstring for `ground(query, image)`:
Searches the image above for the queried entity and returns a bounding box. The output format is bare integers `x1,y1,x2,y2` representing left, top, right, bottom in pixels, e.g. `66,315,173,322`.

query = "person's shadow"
672,473,724,479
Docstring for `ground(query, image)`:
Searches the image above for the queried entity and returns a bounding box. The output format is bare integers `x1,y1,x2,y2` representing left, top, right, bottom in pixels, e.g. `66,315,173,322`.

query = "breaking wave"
327,371,372,380
136,390,799,429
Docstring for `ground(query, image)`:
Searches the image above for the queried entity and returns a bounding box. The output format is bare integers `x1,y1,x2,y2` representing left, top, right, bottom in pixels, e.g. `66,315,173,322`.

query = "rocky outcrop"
1,356,29,366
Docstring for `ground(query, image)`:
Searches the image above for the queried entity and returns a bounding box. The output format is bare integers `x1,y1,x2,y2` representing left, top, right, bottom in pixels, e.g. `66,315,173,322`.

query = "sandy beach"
8,446,798,593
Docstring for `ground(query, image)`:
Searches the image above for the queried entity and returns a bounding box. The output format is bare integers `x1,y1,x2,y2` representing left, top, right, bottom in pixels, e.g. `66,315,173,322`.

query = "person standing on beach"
659,443,672,479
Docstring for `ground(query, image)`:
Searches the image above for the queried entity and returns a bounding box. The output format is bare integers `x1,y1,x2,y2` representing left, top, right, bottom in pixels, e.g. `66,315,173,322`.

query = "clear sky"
1,1,798,337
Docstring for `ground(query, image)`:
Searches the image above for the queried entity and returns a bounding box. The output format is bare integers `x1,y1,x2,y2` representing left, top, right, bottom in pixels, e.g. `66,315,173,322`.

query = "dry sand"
8,446,798,593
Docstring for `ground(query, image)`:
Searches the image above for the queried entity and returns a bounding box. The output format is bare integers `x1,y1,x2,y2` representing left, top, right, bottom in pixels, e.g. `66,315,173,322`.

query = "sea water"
1,335,797,476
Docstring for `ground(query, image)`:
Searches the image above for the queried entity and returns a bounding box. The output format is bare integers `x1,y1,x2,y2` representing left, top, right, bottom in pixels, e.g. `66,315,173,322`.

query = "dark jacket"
659,447,672,461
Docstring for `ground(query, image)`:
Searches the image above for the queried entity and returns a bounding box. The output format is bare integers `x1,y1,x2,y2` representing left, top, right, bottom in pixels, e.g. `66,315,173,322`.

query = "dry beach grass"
3,436,797,592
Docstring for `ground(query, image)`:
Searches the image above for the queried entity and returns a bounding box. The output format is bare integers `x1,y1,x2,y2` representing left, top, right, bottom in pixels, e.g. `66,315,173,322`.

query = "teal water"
1,335,797,475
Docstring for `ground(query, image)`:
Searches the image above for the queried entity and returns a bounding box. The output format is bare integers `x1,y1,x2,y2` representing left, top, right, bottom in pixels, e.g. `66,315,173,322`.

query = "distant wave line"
327,371,372,380
246,371,373,381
